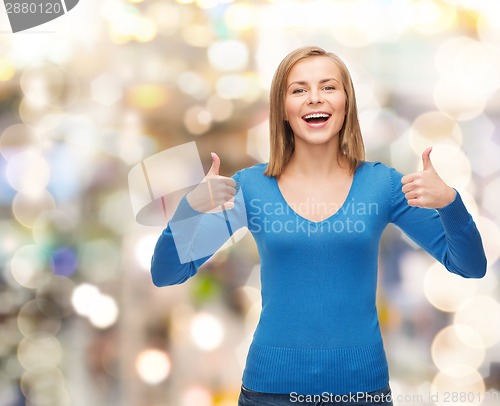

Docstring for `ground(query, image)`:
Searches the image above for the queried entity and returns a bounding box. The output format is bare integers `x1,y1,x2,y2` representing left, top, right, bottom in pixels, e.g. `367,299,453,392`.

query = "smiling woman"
150,46,487,406
285,57,346,146
265,47,364,179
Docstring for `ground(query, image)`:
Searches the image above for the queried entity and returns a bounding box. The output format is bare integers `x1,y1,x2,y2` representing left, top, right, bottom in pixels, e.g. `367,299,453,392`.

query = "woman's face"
284,56,347,147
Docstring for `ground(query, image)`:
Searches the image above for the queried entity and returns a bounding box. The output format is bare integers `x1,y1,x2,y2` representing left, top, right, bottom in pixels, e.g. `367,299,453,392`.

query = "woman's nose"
307,89,323,104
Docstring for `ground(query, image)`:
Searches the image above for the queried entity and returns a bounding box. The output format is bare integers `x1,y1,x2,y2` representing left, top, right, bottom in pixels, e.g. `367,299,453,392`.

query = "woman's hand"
186,152,236,213
401,147,456,209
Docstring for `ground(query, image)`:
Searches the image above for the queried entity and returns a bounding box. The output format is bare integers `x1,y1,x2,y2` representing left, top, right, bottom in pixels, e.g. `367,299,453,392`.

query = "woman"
151,46,487,405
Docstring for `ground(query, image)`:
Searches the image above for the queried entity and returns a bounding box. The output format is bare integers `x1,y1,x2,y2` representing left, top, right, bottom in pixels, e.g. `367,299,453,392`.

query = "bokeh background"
1,0,500,405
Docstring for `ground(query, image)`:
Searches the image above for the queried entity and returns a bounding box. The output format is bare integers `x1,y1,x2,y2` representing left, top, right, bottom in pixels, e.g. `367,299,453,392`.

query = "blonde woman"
151,46,486,405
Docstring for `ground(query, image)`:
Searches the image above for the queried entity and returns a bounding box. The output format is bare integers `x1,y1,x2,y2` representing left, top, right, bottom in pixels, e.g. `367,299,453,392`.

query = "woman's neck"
284,140,347,180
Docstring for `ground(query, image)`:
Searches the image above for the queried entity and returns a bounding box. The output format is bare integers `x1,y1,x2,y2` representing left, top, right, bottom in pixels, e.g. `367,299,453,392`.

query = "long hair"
264,46,365,177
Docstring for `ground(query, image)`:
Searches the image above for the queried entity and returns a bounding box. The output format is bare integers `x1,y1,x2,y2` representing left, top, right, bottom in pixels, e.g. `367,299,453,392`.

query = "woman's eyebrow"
287,77,340,89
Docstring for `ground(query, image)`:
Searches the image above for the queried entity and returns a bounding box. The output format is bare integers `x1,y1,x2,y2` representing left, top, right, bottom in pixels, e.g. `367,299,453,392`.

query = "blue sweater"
151,161,486,395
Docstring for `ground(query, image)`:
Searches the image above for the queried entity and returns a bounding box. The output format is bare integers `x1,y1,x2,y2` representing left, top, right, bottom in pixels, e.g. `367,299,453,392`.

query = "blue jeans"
238,385,394,406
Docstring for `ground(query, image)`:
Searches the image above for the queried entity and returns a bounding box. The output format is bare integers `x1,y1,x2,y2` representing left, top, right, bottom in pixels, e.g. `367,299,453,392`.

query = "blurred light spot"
54,114,99,154
431,367,484,406
98,191,135,235
88,294,118,329
397,128,432,171
117,133,152,165
177,71,211,99
216,74,250,99
190,312,224,351
79,238,121,281
208,40,249,72
135,17,158,42
181,385,213,406
483,176,500,220
18,98,62,127
71,283,100,317
475,216,500,266
460,115,499,178
17,299,62,337
0,57,15,81
355,83,381,112
115,113,156,165
134,234,159,271
20,368,69,406
35,275,75,319
0,221,24,263
206,95,233,122
91,73,123,106
0,290,19,318
135,349,171,385
433,81,487,121
196,0,226,9
45,143,88,202
127,85,168,109
477,7,500,47
224,2,258,31
247,120,269,163
411,0,456,34
20,64,65,109
408,111,462,154
431,325,484,373
6,150,51,195
12,190,56,228
17,333,61,373
424,263,477,312
146,2,182,34
184,106,212,135
107,4,158,43
0,318,22,353
33,113,63,145
50,247,77,277
360,108,409,149
454,295,500,348
453,323,488,351
10,245,49,290
0,124,38,161
451,40,500,95
330,1,385,47
182,24,214,47
434,37,500,120
71,283,119,329
32,210,76,248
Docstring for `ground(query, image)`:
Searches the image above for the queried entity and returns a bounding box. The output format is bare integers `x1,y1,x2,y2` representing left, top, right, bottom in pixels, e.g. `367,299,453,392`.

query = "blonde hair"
264,46,365,177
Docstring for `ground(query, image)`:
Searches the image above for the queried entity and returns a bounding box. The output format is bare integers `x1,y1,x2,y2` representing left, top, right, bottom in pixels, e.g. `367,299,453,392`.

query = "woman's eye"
292,88,305,94
323,86,335,91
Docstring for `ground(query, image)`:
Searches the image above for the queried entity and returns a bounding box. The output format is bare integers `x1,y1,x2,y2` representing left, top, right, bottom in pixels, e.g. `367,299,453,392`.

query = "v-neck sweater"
151,161,486,395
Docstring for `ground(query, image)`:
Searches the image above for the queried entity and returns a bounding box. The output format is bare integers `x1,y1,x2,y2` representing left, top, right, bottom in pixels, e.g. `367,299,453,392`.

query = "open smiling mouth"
302,112,332,125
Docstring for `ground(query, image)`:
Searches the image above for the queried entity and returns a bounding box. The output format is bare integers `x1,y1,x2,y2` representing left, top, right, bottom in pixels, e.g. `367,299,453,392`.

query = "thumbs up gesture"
186,152,237,213
401,147,457,209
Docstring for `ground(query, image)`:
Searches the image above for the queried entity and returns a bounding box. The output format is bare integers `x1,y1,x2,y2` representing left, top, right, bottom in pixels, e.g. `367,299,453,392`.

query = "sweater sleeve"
388,167,487,278
150,170,247,287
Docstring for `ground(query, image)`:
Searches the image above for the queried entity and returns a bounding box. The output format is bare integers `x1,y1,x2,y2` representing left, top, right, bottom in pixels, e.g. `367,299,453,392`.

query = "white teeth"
303,113,330,119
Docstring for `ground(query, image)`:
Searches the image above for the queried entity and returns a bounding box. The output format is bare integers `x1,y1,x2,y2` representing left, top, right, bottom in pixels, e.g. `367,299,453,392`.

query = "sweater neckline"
272,162,364,225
